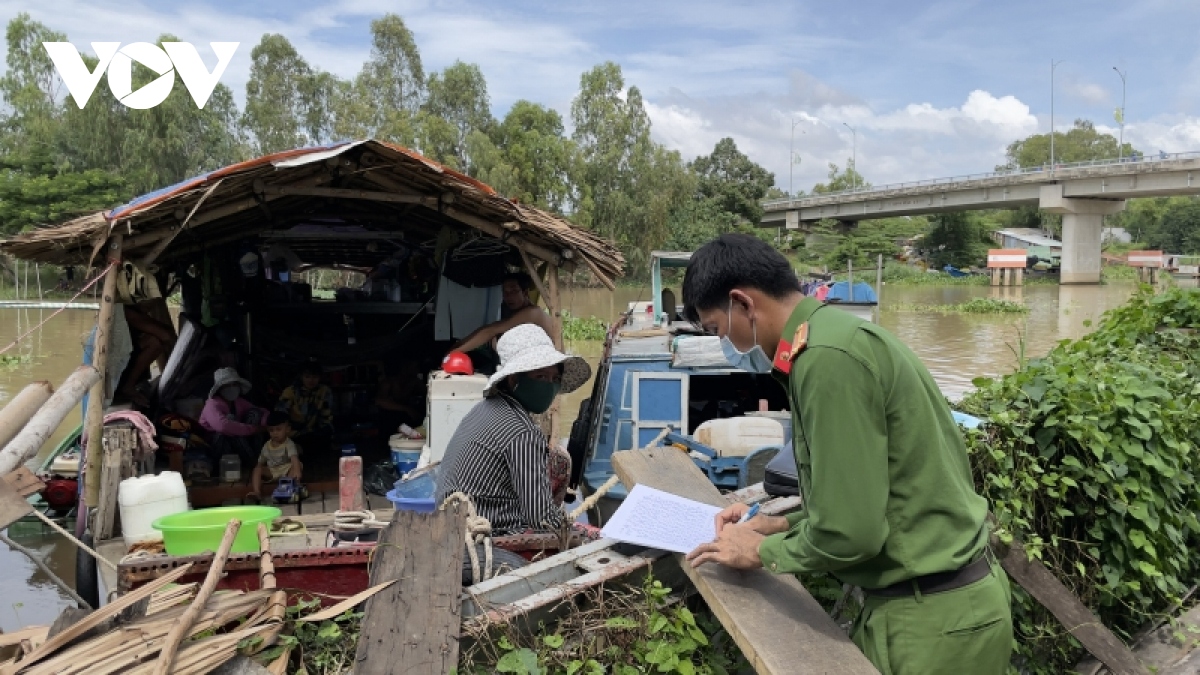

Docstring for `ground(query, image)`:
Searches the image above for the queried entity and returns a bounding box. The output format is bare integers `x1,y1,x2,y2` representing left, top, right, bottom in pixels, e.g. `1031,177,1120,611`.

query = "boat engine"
40,477,78,510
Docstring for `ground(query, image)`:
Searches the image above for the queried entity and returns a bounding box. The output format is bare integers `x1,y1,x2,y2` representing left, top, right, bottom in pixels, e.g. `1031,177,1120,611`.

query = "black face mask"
511,375,561,414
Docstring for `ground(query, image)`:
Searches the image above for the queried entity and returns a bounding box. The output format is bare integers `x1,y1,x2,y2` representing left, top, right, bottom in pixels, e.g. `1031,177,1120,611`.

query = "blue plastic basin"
386,488,435,513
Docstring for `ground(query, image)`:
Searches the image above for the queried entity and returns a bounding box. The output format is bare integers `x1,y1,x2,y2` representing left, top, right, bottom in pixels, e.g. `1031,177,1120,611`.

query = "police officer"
682,234,1012,675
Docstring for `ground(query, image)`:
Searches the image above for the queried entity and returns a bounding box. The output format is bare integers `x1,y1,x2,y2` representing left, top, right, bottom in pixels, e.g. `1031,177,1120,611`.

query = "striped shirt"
435,393,565,535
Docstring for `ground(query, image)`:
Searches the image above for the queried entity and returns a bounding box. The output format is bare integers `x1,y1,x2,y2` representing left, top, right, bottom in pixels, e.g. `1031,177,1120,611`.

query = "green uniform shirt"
758,298,989,590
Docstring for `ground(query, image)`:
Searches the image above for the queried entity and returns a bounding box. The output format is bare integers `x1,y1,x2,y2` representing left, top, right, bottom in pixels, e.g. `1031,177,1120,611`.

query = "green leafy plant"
890,298,1029,314
960,287,1200,673
462,575,749,674
563,312,609,342
256,596,363,675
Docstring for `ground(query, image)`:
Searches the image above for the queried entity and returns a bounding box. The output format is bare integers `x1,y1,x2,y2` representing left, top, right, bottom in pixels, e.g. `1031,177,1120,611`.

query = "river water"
0,281,1165,632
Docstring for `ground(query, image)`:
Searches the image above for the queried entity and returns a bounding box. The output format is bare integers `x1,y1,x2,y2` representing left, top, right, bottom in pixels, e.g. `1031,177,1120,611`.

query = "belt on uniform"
864,555,991,598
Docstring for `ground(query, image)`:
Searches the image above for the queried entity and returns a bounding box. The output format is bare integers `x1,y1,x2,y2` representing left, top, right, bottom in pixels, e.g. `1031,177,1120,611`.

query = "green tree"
0,13,64,153
463,129,519,197
491,100,575,211
1148,199,1200,254
243,34,330,154
812,160,868,194
571,62,690,274
690,137,774,225
422,61,492,169
0,146,128,234
1002,119,1137,169
922,211,993,268
337,14,424,146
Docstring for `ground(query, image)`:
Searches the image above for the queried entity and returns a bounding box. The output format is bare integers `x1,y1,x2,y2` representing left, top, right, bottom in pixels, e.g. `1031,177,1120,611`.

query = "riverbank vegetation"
891,298,1029,314
960,287,1200,673
563,312,609,342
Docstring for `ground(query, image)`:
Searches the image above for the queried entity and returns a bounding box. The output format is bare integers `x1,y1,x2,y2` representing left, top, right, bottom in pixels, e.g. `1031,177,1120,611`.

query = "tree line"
0,13,778,277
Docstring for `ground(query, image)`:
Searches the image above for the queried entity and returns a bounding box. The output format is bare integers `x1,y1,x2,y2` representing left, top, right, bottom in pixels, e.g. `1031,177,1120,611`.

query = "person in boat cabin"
200,367,270,466
274,360,335,453
374,359,425,433
435,324,593,536
681,233,1012,675
447,272,554,375
250,411,303,500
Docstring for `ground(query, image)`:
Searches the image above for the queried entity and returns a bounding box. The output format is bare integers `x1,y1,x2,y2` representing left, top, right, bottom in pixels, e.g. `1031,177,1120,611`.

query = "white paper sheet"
600,484,721,554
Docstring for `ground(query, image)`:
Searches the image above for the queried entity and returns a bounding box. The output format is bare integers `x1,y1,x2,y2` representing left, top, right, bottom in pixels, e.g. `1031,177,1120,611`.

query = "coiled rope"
440,492,493,585
331,510,389,531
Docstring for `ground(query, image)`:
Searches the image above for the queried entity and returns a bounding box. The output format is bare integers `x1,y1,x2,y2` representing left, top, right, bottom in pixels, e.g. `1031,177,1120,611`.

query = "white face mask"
720,298,773,374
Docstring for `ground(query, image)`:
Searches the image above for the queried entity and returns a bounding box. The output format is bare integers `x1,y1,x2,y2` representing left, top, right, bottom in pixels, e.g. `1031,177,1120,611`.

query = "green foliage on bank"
563,312,609,342
891,298,1030,314
960,287,1200,673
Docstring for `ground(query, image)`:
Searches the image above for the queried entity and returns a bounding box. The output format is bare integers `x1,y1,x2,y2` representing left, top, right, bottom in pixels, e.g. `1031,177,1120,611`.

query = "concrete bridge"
761,151,1200,283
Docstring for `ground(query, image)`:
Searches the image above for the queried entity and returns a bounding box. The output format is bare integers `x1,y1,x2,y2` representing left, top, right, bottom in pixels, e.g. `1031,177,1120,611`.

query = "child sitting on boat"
250,411,303,500
274,360,335,454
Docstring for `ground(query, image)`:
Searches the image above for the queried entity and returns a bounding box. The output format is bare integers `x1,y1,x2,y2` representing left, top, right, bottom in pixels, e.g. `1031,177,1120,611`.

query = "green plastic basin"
152,506,281,556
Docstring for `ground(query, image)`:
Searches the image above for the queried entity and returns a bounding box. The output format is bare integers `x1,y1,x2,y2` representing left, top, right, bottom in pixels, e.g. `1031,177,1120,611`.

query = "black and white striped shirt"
435,393,565,535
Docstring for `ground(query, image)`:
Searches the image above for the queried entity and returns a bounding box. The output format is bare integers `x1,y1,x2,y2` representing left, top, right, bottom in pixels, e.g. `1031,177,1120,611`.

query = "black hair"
266,411,290,427
503,272,533,291
300,360,322,377
682,233,802,323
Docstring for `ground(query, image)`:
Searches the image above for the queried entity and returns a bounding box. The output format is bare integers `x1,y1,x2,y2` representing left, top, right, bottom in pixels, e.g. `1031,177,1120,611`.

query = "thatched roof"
0,140,624,286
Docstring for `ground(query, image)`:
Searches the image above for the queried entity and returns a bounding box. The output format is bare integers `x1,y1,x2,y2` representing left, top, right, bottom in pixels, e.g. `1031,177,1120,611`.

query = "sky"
5,0,1200,194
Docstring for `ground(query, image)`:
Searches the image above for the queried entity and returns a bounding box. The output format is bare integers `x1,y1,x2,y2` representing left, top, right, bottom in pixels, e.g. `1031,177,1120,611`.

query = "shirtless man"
448,273,554,373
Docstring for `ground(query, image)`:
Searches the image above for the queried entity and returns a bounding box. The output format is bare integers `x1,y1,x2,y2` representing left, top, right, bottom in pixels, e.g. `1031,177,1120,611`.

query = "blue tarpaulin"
826,281,877,303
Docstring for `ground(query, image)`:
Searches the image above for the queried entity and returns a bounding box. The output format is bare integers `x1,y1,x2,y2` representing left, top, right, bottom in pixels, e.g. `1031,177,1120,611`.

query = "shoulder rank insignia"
772,322,809,375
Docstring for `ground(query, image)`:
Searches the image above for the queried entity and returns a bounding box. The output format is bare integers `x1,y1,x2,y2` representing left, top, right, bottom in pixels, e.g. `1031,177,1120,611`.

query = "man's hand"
686,524,765,570
713,503,790,537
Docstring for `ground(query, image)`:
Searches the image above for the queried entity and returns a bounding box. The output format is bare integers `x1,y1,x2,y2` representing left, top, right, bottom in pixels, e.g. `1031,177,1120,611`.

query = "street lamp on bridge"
843,122,858,188
1113,66,1127,160
1051,59,1064,172
790,119,804,198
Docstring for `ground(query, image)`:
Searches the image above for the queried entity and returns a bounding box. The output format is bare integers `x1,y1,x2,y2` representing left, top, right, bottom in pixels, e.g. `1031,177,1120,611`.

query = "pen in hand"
736,503,761,525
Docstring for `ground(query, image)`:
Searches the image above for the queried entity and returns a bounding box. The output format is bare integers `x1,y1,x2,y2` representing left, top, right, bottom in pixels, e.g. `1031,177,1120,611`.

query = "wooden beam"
94,426,135,541
994,536,1148,675
84,235,123,508
611,446,878,675
0,476,32,530
517,248,551,309
547,263,563,351
0,381,53,450
2,467,45,498
443,206,574,271
138,178,224,268
579,253,616,292
257,184,439,208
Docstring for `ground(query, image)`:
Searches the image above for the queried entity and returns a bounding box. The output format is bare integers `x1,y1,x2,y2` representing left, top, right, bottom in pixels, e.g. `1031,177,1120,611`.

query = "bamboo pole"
0,381,53,450
0,366,99,476
547,264,562,351
154,519,241,675
84,234,123,509
29,509,118,572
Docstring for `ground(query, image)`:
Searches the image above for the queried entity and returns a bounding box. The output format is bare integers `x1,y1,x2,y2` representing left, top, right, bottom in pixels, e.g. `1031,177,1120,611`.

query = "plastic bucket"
391,449,420,477
385,488,435,513
152,505,281,556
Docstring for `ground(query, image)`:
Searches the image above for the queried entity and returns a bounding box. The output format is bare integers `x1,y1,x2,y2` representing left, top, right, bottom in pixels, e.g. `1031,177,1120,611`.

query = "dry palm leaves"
0,523,390,675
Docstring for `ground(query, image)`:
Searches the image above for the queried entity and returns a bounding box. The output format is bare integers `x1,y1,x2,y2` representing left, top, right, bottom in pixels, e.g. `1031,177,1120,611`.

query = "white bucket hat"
209,367,252,400
484,324,592,396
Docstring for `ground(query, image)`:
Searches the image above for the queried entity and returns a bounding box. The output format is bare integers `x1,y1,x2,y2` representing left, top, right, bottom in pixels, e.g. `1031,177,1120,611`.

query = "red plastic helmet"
442,352,475,376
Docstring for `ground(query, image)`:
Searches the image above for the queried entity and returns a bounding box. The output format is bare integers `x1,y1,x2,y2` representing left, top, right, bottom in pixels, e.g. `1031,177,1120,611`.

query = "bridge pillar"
1039,186,1125,284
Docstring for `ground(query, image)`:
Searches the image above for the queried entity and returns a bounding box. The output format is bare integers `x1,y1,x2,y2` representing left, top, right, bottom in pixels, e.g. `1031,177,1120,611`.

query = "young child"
251,411,303,500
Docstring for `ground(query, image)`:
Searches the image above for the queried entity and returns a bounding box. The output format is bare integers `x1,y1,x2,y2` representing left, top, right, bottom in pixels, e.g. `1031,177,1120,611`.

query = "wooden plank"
994,537,1148,675
0,478,32,530
611,447,878,675
354,508,467,675
2,467,45,498
95,426,136,541
84,235,123,507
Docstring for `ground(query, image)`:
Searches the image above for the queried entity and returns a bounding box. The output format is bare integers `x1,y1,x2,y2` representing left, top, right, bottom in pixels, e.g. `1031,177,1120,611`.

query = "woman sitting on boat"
436,324,596,537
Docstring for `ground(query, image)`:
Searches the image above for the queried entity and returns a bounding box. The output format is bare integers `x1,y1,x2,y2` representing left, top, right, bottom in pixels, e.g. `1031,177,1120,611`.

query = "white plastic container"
118,471,189,549
693,417,785,457
426,371,487,463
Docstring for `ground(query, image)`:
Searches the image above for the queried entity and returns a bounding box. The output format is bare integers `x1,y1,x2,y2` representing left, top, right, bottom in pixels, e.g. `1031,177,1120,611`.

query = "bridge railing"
763,149,1200,209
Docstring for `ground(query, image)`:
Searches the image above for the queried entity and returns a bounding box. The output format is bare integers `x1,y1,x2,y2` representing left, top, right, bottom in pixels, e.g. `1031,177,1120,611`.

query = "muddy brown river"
0,281,1175,631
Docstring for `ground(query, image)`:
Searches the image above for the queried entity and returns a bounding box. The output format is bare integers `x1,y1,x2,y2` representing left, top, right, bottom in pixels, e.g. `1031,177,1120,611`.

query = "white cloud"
1064,81,1110,105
